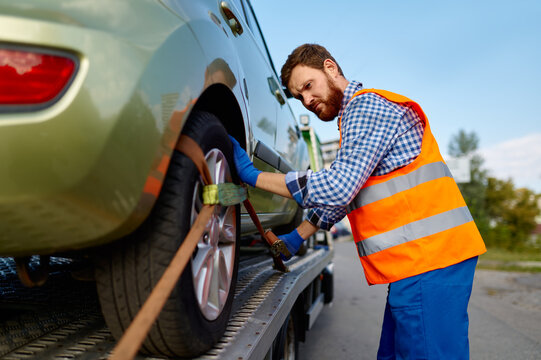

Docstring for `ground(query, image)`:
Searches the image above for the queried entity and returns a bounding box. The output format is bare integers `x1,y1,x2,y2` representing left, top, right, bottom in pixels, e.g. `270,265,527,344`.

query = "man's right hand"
229,135,262,187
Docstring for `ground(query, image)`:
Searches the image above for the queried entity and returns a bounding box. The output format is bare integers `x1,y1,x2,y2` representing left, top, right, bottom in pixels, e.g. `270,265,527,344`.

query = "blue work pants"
377,256,478,360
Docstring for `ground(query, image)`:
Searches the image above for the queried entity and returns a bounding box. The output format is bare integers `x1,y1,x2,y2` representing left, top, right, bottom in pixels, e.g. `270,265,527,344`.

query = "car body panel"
0,0,309,256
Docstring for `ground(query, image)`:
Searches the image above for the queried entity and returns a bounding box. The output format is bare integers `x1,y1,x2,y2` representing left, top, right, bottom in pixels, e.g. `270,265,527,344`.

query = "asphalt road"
299,240,541,360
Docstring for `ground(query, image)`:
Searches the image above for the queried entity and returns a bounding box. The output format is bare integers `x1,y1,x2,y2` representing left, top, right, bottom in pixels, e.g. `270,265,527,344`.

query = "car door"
235,0,308,222
221,0,300,228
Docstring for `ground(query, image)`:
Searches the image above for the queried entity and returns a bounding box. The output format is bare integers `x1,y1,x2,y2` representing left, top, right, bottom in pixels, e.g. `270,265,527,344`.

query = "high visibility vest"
339,89,486,285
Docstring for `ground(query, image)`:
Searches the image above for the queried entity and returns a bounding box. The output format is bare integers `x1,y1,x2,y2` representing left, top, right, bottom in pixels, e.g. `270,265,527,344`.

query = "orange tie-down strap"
109,135,288,360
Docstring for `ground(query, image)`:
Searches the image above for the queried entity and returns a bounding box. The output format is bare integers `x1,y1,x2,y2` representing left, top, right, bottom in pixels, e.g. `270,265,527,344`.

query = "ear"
323,59,339,77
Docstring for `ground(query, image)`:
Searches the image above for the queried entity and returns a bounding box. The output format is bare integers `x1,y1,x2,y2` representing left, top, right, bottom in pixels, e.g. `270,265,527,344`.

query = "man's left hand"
278,229,305,260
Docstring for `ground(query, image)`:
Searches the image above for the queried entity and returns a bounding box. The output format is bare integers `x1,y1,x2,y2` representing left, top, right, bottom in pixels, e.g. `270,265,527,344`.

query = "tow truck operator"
229,43,486,359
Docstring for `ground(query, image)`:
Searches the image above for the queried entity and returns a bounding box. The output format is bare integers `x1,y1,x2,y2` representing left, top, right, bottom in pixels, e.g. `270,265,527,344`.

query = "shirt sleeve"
284,171,347,230
285,93,407,227
306,207,347,231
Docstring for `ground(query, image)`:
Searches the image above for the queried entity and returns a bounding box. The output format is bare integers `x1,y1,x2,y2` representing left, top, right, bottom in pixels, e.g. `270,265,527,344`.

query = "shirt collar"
338,81,363,120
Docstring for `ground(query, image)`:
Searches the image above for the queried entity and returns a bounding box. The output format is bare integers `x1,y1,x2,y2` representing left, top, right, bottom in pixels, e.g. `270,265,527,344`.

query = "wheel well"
192,84,247,148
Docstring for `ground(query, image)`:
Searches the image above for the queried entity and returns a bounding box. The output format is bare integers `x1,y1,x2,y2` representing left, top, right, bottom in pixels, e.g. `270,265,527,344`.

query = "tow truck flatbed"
1,242,333,360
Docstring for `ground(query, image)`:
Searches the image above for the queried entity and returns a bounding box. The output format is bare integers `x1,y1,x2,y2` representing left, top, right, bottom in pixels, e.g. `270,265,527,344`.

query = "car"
0,0,310,357
330,221,352,240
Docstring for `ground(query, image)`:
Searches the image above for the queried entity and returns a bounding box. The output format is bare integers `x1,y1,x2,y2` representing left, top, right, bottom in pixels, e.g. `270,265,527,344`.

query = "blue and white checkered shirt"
285,81,425,230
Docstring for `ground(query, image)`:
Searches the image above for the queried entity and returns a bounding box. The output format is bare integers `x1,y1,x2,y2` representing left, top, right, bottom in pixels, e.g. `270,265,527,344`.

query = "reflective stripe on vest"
356,206,473,257
346,161,453,213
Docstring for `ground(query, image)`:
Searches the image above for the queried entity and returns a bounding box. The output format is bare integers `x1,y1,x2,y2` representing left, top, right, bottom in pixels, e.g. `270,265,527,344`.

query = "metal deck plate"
0,248,332,359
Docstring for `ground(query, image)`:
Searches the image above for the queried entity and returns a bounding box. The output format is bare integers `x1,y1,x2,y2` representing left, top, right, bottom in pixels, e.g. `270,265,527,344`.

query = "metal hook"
14,255,50,287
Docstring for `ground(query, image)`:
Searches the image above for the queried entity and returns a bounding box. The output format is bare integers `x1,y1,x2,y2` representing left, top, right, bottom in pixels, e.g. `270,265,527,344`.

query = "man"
230,43,486,359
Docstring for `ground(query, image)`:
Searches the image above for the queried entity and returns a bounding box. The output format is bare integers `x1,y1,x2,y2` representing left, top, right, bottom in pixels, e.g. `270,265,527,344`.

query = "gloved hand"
278,229,305,260
229,135,262,187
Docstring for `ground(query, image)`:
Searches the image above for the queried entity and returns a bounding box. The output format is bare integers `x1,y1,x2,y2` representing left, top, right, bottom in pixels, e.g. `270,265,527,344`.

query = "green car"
0,0,309,357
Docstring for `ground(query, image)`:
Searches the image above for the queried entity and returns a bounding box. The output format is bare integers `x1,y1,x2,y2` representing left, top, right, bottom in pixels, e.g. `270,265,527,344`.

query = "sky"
251,0,541,193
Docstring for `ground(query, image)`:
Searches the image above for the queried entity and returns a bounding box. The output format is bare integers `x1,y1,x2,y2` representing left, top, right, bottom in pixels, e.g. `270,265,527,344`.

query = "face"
288,65,344,121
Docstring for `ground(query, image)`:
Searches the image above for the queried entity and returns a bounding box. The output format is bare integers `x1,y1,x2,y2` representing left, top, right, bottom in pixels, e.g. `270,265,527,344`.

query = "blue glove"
229,135,262,187
279,229,305,260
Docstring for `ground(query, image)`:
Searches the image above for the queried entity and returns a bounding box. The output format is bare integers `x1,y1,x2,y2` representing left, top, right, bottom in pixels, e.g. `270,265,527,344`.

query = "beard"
316,75,343,121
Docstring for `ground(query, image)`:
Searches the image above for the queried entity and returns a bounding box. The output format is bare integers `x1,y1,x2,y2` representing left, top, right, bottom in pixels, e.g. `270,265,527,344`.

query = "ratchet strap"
176,135,289,271
109,134,289,360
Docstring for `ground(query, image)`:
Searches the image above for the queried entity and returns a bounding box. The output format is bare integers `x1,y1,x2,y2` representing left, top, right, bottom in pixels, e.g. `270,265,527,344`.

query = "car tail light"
0,47,76,106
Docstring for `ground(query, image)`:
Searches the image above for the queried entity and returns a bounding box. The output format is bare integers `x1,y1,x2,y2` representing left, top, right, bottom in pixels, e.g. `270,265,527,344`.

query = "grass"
481,247,541,261
478,246,541,272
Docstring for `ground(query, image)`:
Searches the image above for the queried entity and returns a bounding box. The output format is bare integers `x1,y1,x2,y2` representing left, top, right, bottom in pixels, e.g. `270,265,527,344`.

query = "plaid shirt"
285,81,425,230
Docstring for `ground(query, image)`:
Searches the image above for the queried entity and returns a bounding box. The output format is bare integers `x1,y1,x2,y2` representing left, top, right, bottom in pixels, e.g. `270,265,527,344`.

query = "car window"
239,1,265,53
239,0,279,78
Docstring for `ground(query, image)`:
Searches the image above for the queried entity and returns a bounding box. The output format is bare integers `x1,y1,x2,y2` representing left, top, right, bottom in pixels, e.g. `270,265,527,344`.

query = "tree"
447,130,489,234
484,177,540,250
448,129,541,250
448,130,479,157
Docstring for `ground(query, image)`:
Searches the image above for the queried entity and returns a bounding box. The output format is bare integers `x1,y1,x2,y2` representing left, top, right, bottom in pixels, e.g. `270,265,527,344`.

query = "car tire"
95,111,239,357
272,313,299,360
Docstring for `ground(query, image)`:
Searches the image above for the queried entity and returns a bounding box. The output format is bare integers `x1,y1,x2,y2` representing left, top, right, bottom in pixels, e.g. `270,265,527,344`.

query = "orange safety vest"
339,89,486,285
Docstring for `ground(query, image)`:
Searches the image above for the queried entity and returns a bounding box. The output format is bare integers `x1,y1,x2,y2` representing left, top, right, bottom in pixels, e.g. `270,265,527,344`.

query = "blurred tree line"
449,130,540,251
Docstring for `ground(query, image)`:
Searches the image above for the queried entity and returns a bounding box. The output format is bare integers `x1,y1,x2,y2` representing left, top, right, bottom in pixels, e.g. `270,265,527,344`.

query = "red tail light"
0,47,76,106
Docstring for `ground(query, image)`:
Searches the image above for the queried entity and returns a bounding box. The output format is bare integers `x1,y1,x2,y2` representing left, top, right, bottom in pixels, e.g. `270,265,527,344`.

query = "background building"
320,140,340,169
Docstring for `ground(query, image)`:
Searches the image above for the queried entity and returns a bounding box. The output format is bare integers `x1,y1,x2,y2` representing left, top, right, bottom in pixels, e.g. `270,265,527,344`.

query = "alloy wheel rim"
190,148,236,321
